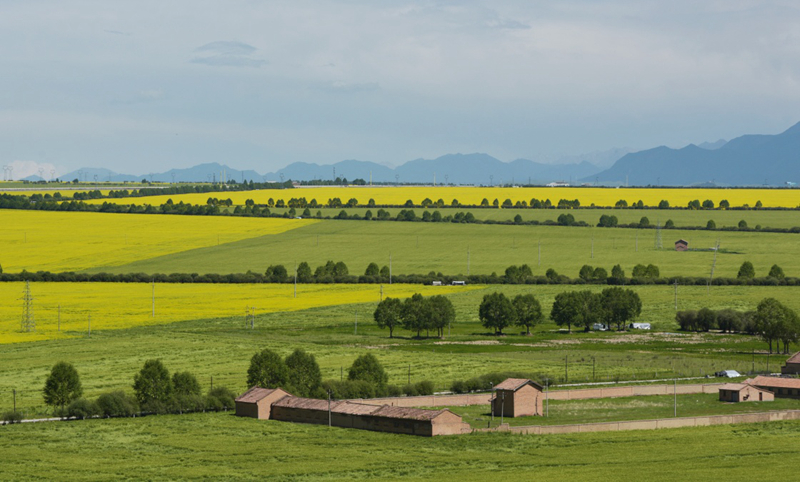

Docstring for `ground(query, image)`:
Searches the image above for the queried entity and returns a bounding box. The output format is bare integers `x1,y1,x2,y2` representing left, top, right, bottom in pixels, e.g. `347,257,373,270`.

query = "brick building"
237,389,471,436
492,378,544,417
781,352,800,375
744,376,800,399
718,383,774,402
675,239,689,251
234,387,292,419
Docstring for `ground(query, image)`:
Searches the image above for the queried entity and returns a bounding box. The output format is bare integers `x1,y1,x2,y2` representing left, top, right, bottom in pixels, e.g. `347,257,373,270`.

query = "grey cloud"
321,81,381,93
191,41,266,68
485,18,530,29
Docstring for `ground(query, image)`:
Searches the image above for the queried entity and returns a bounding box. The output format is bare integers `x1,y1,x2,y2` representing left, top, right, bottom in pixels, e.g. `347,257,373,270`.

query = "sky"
2,0,800,178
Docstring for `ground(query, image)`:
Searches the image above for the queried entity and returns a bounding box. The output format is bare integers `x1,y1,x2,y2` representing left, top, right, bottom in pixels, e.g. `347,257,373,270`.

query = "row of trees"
31,361,236,421
247,349,434,399
473,288,642,335
373,294,455,338
677,299,800,354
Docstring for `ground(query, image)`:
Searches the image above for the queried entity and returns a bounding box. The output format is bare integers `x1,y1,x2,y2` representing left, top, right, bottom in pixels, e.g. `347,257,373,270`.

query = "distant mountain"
697,139,727,150
263,160,395,183
148,163,262,183
61,167,139,183
588,122,800,186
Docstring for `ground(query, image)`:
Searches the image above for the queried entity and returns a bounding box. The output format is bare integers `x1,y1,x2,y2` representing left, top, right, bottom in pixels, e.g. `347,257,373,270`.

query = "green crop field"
267,206,800,230
2,411,800,480
91,217,800,279
2,283,795,417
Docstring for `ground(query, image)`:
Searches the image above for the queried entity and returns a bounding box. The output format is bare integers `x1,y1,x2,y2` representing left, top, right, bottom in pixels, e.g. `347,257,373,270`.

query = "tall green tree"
738,261,756,279
595,287,642,331
296,262,312,282
755,298,788,353
365,262,380,276
133,359,173,407
374,297,403,338
285,349,322,397
550,291,595,333
768,264,785,279
479,292,515,335
246,349,288,388
172,371,201,396
401,293,429,337
348,353,388,388
428,295,456,338
43,362,83,412
512,294,543,335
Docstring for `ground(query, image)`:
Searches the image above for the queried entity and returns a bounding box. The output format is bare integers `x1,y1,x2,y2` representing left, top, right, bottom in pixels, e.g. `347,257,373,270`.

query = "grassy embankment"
2,411,800,480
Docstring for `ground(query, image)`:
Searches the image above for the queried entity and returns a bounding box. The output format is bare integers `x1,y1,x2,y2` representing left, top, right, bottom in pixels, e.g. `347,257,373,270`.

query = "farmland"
2,411,799,480
0,282,472,344
1,282,795,417
86,185,800,208
0,210,314,272
95,218,800,278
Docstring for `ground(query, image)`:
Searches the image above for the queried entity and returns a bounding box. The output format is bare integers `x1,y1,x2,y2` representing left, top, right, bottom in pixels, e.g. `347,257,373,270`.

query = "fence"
354,382,724,408
504,409,800,435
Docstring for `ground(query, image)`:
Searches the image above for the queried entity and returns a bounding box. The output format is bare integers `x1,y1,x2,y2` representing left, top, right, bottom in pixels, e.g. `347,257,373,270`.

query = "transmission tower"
655,221,663,249
21,281,35,332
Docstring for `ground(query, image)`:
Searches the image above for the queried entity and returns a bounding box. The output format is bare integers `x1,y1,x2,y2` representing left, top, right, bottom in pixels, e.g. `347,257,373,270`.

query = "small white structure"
592,323,608,331
546,181,570,187
629,323,651,330
716,370,742,378
451,281,466,286
431,281,442,286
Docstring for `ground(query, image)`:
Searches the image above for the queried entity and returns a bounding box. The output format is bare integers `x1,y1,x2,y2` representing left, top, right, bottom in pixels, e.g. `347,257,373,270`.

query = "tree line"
2,360,237,423
677,298,800,354
246,349,434,400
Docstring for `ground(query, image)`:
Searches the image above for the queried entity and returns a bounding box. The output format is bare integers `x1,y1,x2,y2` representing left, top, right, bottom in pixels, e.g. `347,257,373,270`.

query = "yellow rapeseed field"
0,210,315,273
0,282,474,343
86,186,800,208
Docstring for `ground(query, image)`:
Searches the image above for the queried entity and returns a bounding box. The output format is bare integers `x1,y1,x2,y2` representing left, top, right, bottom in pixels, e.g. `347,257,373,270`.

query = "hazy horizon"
3,1,800,178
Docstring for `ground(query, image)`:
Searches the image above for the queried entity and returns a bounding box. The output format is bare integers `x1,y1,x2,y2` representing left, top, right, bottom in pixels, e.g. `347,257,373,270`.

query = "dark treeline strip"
3,270,800,287
4,192,800,235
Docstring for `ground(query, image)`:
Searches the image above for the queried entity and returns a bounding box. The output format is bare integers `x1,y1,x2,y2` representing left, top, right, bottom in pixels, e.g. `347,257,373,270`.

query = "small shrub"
67,398,100,420
96,391,139,418
2,411,23,424
207,387,236,411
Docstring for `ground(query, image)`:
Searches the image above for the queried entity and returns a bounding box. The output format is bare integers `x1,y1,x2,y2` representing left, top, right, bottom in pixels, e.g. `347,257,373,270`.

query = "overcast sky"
2,0,800,177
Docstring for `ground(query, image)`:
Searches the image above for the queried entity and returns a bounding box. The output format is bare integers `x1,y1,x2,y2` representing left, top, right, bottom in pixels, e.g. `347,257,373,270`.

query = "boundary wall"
355,383,724,408
506,409,800,435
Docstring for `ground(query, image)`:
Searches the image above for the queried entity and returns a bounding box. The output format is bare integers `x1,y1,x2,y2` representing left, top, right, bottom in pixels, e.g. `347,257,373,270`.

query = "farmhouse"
744,376,800,399
239,390,471,436
675,239,689,251
718,383,774,403
234,387,292,419
781,352,800,375
492,378,544,417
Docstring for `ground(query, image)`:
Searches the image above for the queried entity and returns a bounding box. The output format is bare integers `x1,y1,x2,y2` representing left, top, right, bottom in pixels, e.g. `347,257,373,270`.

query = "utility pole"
500,391,505,425
13,389,17,412
354,311,358,335
674,379,677,417
21,281,35,332
674,280,678,310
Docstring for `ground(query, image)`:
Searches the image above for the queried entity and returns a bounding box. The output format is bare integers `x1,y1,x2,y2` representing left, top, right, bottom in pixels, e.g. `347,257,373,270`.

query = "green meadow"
90,217,800,279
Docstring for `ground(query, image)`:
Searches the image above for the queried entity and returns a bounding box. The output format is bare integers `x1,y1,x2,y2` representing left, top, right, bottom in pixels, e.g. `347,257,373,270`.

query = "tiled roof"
718,383,751,392
744,376,800,389
494,378,543,391
272,396,341,411
371,405,450,421
235,387,282,403
786,352,800,364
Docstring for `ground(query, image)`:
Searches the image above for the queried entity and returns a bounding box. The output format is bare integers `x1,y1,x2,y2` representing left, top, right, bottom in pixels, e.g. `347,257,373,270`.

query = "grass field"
86,185,800,208
267,206,800,230
95,219,800,278
2,283,793,416
449,393,800,428
0,282,473,344
2,411,800,480
0,210,314,273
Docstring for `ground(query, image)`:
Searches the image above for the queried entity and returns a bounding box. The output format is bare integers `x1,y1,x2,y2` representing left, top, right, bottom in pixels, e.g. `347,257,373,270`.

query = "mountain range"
46,121,799,187
588,122,800,186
